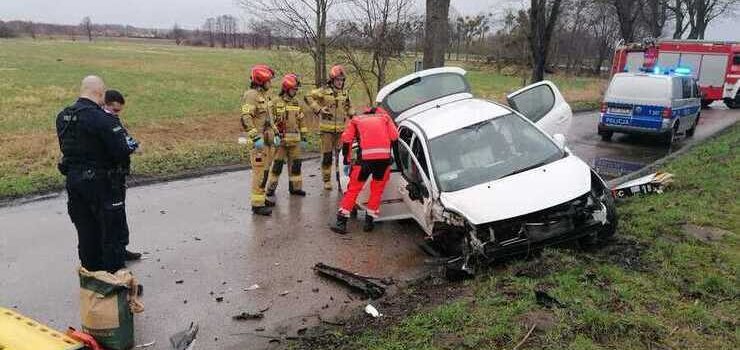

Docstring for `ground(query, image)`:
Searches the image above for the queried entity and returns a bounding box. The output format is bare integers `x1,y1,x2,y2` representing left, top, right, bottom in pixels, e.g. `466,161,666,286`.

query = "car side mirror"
553,133,566,150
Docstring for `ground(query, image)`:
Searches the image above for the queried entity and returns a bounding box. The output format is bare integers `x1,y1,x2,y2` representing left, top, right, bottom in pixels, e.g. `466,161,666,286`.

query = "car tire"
686,115,699,137
599,131,613,141
725,96,739,109
662,123,678,146
700,99,712,109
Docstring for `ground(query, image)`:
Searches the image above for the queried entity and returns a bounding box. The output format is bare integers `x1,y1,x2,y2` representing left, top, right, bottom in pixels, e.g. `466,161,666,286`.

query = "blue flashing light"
675,67,691,75
653,66,661,74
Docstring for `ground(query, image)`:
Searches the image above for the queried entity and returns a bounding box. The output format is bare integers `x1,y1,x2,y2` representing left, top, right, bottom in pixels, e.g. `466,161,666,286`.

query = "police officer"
102,90,141,261
305,65,354,190
56,76,138,273
265,74,309,197
240,64,279,216
330,107,398,234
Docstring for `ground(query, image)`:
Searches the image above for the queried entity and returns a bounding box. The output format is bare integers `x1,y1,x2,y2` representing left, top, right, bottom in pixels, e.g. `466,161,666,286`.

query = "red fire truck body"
611,40,740,108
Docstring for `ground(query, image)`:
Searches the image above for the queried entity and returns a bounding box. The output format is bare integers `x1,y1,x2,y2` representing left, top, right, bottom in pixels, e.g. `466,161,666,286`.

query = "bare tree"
337,0,415,102
172,23,185,45
80,16,93,41
423,0,451,68
685,0,738,39
203,17,216,47
644,0,669,38
528,0,563,82
241,0,336,86
611,0,642,41
588,0,620,73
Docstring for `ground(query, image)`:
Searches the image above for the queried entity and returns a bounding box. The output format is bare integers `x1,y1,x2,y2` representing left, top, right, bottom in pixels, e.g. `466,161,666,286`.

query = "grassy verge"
0,38,605,199
300,124,739,350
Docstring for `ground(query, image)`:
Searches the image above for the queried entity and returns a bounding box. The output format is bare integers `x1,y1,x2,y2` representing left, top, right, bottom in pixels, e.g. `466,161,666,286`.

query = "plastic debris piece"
245,284,260,291
313,263,386,299
135,341,156,348
364,304,382,318
169,322,198,350
232,312,264,321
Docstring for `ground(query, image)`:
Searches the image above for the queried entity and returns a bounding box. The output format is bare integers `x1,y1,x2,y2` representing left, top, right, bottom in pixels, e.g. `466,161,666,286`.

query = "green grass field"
0,38,606,198
304,125,739,350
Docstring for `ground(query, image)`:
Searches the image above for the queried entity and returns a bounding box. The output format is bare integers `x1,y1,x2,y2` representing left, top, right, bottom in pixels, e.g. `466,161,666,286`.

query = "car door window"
507,84,555,123
399,126,413,145
397,140,422,185
411,137,429,177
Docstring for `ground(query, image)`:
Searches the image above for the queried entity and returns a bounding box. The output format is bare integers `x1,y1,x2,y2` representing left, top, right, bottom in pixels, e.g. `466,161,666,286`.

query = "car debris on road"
169,322,198,350
313,263,386,299
612,172,674,198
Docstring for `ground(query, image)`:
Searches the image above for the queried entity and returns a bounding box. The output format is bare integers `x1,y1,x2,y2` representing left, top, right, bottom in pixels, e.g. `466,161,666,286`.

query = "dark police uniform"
56,97,136,273
105,111,134,254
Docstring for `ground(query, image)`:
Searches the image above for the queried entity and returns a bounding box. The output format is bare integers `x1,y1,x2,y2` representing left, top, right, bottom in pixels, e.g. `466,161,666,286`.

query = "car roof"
402,98,513,139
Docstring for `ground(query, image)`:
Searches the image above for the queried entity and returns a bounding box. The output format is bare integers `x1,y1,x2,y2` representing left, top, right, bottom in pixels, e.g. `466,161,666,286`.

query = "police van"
598,69,701,145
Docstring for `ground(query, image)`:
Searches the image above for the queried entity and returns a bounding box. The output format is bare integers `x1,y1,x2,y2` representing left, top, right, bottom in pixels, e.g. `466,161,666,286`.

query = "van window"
681,78,692,99
734,54,740,65
699,55,728,86
606,76,670,100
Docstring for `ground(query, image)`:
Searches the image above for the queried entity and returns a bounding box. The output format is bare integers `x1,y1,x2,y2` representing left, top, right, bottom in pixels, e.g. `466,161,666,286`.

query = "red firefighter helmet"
281,73,301,91
251,64,275,85
329,65,345,80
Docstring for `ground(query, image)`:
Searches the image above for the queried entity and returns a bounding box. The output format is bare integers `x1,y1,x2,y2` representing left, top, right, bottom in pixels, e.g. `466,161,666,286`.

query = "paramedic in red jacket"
330,107,399,234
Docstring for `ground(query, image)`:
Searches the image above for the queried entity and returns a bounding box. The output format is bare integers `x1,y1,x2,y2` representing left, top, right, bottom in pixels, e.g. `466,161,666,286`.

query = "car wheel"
662,123,678,146
700,99,712,109
725,96,739,109
686,115,699,137
599,131,613,141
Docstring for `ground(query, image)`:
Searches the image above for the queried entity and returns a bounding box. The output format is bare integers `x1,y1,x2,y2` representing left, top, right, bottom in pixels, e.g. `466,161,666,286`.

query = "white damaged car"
341,67,616,277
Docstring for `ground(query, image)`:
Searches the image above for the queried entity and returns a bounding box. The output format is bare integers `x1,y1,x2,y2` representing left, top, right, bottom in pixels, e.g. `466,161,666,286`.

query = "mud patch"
292,272,471,349
589,236,652,271
682,224,732,243
518,309,557,332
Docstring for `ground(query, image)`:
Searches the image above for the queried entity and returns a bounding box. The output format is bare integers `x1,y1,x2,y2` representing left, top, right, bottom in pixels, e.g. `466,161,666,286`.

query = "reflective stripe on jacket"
341,110,399,161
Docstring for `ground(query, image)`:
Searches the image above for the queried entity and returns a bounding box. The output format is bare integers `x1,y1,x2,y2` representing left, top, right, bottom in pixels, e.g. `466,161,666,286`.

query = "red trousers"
339,161,391,218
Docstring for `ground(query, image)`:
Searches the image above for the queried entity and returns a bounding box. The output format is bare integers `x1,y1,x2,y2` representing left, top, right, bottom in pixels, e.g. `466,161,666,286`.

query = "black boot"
252,206,272,216
290,189,307,196
330,215,348,234
125,250,142,261
363,215,375,232
265,199,276,207
265,189,275,197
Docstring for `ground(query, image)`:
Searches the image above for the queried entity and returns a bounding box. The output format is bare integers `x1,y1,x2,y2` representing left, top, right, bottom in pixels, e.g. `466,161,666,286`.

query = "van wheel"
662,123,678,146
725,97,739,109
700,99,712,108
686,115,699,137
599,131,613,141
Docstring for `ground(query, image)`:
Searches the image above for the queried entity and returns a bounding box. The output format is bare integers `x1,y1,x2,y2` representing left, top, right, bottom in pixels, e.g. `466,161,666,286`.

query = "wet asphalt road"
0,104,737,349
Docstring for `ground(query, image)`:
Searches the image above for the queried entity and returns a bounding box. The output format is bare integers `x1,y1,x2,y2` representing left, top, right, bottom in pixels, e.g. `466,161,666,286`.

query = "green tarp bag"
78,268,142,350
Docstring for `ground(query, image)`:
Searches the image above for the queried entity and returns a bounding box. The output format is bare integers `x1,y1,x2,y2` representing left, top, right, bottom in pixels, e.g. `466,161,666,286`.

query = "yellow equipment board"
0,307,84,350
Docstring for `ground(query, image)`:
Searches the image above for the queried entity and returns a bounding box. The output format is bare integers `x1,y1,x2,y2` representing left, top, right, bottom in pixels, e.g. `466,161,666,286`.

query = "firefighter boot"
252,206,272,216
363,215,375,232
330,214,348,235
265,199,276,207
290,189,307,196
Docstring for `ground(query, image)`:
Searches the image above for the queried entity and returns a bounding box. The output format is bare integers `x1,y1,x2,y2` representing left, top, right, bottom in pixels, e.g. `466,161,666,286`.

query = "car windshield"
384,73,469,115
428,113,564,192
606,75,670,100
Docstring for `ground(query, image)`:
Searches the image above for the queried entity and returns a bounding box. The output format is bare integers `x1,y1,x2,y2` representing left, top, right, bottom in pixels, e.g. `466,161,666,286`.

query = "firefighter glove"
273,135,281,147
253,138,265,150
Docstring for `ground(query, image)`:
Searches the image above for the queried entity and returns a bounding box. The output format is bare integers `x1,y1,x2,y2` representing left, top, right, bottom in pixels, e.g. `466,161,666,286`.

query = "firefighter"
305,64,354,190
265,73,308,197
330,107,399,234
56,76,138,273
240,64,279,216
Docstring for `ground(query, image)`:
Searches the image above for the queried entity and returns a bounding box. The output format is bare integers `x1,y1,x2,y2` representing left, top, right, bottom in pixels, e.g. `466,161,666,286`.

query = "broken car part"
313,263,386,299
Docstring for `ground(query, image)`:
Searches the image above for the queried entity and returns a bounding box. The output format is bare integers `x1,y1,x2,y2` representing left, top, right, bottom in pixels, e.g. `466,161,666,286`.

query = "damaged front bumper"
445,192,610,275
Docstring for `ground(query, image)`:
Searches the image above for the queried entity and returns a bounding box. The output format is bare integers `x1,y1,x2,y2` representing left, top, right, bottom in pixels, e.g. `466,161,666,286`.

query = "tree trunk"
529,0,563,82
423,0,451,69
314,0,328,86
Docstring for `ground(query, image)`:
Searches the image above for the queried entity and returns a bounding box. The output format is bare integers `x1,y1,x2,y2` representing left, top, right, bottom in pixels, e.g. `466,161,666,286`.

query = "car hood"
439,155,591,225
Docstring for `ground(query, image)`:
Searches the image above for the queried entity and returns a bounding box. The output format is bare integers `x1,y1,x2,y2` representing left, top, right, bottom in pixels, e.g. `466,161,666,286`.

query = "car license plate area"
604,116,631,125
524,219,574,242
608,107,632,115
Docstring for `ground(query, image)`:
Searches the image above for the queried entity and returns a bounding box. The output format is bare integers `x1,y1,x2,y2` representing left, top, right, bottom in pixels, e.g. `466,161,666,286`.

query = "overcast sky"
1,0,737,40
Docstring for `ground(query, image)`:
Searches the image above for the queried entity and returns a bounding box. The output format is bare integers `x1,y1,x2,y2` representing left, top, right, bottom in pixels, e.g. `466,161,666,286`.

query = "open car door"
506,80,572,136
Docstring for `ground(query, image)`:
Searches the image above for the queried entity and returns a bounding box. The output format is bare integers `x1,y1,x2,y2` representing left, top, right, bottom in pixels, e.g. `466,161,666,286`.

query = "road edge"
606,119,738,188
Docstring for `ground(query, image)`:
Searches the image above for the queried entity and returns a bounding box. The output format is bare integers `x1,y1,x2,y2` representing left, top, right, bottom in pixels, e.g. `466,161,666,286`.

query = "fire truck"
611,39,740,109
